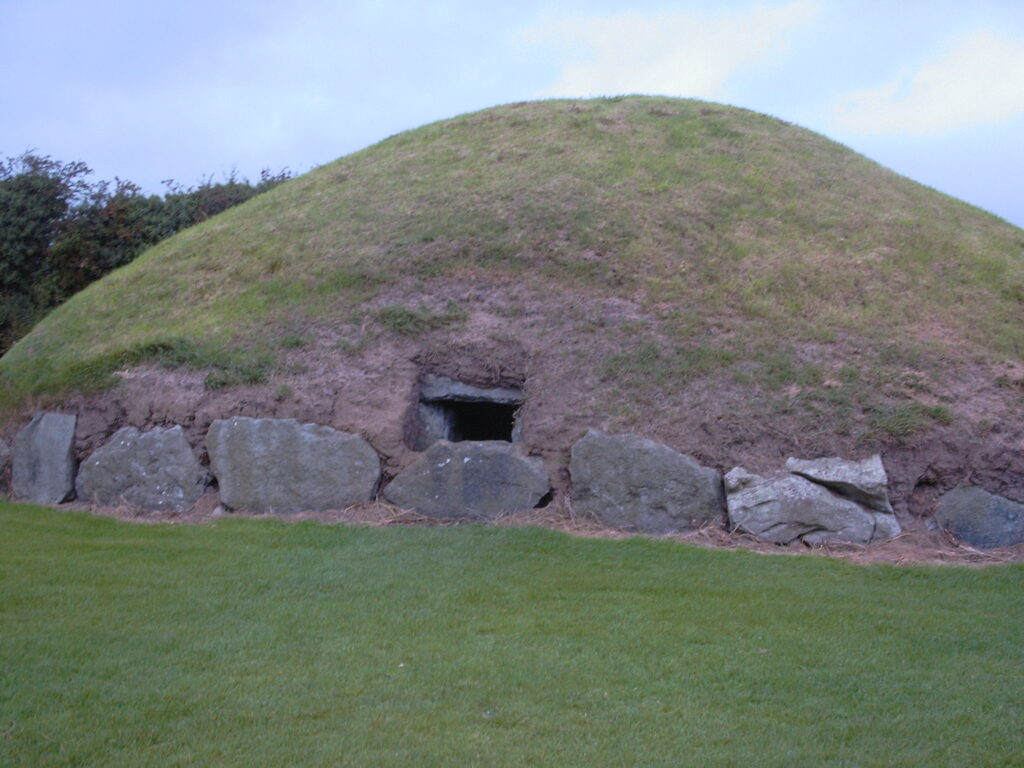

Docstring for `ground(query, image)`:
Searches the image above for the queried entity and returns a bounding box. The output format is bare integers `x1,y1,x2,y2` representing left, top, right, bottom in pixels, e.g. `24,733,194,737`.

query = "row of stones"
8,413,547,518
571,431,900,545
8,413,1023,548
575,431,1023,548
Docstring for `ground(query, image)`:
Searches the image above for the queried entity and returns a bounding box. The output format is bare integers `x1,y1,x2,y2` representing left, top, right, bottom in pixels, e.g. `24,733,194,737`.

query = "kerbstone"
384,440,549,519
12,412,77,504
76,426,208,511
724,467,899,545
207,417,380,513
0,437,10,491
569,430,723,533
786,454,893,513
936,486,1024,548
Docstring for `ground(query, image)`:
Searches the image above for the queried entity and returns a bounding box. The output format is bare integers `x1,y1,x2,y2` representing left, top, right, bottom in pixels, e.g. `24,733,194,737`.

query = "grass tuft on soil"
1,96,1022,438
1,501,1022,767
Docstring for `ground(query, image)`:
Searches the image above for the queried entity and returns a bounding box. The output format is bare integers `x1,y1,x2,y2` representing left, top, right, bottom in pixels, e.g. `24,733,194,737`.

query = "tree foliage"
0,153,290,352
0,155,91,294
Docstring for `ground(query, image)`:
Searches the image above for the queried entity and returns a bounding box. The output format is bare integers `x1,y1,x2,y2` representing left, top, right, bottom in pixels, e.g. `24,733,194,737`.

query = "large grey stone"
725,467,899,545
420,374,523,405
936,486,1024,548
207,417,380,513
786,454,893,513
384,440,549,520
0,437,10,491
12,412,77,504
75,426,208,511
569,430,723,533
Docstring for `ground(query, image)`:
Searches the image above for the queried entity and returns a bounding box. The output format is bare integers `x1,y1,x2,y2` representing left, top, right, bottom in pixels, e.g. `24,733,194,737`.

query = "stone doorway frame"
408,374,524,450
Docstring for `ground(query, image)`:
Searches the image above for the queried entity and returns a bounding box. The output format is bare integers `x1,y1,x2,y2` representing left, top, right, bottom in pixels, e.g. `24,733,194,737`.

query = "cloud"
832,30,1024,136
522,1,821,100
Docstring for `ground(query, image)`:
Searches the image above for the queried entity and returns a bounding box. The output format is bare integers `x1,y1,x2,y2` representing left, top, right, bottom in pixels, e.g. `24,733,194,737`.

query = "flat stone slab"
76,426,208,512
420,374,523,404
12,412,77,504
570,430,723,533
384,440,549,520
786,454,893,513
725,467,900,545
936,486,1024,548
207,417,380,513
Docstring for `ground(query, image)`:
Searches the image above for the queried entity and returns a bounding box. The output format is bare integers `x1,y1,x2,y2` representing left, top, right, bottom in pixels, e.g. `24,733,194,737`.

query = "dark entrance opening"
436,400,518,442
408,374,525,450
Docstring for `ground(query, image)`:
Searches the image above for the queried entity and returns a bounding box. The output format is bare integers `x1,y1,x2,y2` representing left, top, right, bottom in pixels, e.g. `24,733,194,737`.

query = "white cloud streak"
832,30,1024,136
523,1,821,100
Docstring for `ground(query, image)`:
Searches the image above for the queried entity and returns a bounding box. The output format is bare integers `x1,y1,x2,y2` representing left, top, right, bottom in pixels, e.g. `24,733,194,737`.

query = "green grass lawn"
2,502,1022,767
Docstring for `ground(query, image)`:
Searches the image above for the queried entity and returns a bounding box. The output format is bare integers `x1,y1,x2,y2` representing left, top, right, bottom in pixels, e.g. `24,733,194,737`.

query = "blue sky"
2,0,1022,226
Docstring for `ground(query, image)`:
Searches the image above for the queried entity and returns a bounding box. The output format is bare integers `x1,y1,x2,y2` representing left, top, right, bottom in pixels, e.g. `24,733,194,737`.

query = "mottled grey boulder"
569,430,723,533
12,412,77,504
870,510,902,542
936,486,1024,548
725,467,899,545
786,454,893,513
384,440,549,519
207,417,380,513
75,426,208,511
0,437,10,491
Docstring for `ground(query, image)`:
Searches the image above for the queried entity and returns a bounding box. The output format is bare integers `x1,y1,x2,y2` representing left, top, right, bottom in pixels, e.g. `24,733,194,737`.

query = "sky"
2,0,1022,227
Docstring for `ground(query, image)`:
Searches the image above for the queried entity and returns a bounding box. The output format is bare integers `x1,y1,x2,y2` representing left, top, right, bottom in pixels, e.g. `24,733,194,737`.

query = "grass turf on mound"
2,502,1022,766
2,96,1023,422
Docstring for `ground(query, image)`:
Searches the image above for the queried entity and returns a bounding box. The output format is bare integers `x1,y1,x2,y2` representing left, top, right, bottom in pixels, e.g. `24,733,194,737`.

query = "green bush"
0,153,292,356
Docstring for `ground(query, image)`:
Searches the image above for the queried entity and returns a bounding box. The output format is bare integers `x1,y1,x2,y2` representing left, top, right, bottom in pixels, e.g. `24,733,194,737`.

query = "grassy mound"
2,96,1022,447
3,502,1022,766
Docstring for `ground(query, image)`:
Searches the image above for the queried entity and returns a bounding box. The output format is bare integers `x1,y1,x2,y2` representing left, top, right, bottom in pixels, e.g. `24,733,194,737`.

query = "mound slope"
3,96,1024,519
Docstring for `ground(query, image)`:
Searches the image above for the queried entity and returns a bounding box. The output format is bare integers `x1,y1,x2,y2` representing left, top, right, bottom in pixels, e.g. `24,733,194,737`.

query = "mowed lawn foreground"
1,502,1022,767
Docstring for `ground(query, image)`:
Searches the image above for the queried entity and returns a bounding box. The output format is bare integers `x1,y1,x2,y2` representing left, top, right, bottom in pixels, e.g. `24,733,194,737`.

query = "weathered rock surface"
384,440,549,519
12,412,77,504
869,509,902,542
207,417,380,513
0,437,10,491
419,374,523,405
725,467,899,545
785,454,893,513
75,426,208,511
936,486,1024,548
569,430,723,533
